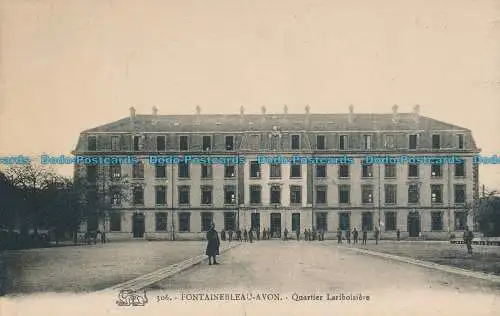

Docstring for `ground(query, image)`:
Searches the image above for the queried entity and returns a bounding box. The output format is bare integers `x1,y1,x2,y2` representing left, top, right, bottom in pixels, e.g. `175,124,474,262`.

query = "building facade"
73,105,480,240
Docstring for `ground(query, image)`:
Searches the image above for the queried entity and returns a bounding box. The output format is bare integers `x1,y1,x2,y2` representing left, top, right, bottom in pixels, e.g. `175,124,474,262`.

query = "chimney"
412,104,420,123
261,106,266,124
240,105,245,116
305,105,311,127
348,104,354,124
283,104,288,121
195,105,201,115
130,106,136,119
152,105,158,116
392,104,399,123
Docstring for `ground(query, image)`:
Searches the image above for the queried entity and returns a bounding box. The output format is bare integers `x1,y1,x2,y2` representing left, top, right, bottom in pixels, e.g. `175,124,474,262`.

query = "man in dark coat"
346,229,351,244
336,228,342,244
396,229,400,241
296,229,300,241
243,229,248,242
352,228,358,244
463,226,474,255
205,224,220,265
362,229,368,245
228,229,233,242
221,229,226,241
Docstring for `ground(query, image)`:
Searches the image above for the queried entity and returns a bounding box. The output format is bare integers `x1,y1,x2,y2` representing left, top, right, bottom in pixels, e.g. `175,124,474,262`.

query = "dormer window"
88,136,97,151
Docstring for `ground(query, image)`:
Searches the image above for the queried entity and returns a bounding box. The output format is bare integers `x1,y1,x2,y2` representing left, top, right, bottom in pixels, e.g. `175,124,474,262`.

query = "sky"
1,0,499,190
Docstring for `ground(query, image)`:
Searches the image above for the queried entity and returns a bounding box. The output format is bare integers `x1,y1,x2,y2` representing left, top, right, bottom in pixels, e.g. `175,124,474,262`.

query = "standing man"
374,227,380,245
463,226,474,255
346,229,351,244
396,229,401,241
205,224,220,265
257,228,261,241
362,229,368,245
243,229,248,242
249,229,254,243
228,229,233,242
352,228,358,244
336,228,342,244
221,229,226,241
236,228,242,241
283,228,288,240
296,228,300,241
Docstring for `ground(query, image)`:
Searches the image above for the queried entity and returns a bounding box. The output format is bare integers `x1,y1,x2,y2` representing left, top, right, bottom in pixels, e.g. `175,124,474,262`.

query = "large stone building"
73,104,479,240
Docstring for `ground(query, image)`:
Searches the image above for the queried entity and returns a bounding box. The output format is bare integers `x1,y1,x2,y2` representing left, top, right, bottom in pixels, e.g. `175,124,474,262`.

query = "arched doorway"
132,213,145,238
407,211,421,237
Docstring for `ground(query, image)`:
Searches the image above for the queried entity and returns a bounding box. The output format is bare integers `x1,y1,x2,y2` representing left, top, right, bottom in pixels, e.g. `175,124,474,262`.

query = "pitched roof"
82,113,470,133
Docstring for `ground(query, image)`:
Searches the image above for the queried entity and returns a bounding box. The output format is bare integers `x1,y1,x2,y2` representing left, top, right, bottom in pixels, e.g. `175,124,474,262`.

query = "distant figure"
321,229,325,241
243,229,248,242
312,228,317,241
304,229,309,241
296,229,300,241
337,228,342,244
283,228,288,240
228,229,234,242
205,224,220,265
362,229,368,245
236,228,242,241
374,227,380,245
257,229,261,241
96,230,102,244
346,230,351,244
352,228,358,244
396,229,400,241
249,229,254,243
101,231,106,244
221,229,226,241
463,226,474,255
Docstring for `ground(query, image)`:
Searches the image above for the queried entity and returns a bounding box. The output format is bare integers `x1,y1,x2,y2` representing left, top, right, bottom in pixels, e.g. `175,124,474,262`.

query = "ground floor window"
316,212,328,231
201,212,213,231
385,212,396,231
431,211,443,231
110,212,121,232
179,212,190,232
339,212,350,231
251,213,260,231
362,212,373,231
155,212,168,231
292,213,300,231
455,211,467,230
224,212,236,231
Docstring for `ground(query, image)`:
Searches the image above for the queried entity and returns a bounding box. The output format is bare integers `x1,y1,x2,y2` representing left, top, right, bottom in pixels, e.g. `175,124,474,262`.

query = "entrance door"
251,213,260,231
270,213,281,238
132,213,145,238
407,211,421,237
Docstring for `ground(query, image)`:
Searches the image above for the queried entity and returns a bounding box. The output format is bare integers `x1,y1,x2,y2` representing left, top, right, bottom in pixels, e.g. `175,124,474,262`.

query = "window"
250,161,261,178
109,164,121,180
339,135,348,150
201,186,213,205
431,212,443,231
457,134,464,149
291,134,300,150
432,134,441,149
362,163,373,178
431,184,443,203
339,185,350,204
178,162,190,178
455,161,465,177
224,165,236,178
316,212,328,231
408,184,419,204
316,135,326,150
385,184,397,204
362,212,373,231
270,185,281,204
133,135,141,151
363,135,372,150
362,184,374,204
202,135,212,151
111,136,120,151
385,212,396,231
292,213,301,231
290,185,302,204
431,164,442,177
454,184,466,204
251,213,260,231
201,212,213,231
110,212,121,232
178,186,190,205
156,135,166,151
225,136,234,150
110,188,121,205
155,165,167,178
88,136,97,151
179,212,190,232
133,161,144,179
133,186,144,205
316,185,327,204
316,165,327,178
270,164,281,178
408,164,419,178
179,135,189,151
201,164,212,179
339,164,350,178
155,212,168,231
385,134,395,148
86,165,97,183
250,185,261,204
339,213,350,231
409,134,418,150
385,164,396,178
155,185,167,205
224,185,236,205
455,211,467,230
290,164,301,178
224,212,236,231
